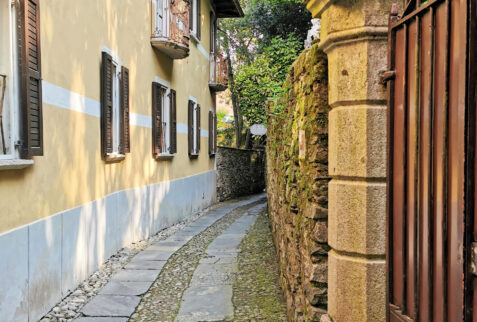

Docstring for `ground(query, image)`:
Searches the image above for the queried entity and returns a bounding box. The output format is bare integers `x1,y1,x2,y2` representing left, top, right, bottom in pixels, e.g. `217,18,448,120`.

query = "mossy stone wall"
267,44,329,321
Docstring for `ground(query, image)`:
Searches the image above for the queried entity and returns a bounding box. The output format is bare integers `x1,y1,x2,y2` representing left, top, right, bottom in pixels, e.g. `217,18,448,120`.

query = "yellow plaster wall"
0,0,217,233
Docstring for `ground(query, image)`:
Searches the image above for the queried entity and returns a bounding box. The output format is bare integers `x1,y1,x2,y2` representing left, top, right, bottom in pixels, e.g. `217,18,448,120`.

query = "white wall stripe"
130,112,152,129
197,43,209,60
42,82,210,137
42,82,100,118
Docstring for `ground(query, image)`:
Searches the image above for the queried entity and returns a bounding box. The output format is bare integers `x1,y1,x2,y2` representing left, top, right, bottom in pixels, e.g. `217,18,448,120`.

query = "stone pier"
306,0,394,321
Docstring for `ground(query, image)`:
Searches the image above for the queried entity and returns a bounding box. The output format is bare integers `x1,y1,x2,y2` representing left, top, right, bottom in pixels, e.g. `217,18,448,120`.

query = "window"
0,0,43,162
101,51,130,161
189,0,201,40
188,99,200,157
152,82,177,158
208,110,217,156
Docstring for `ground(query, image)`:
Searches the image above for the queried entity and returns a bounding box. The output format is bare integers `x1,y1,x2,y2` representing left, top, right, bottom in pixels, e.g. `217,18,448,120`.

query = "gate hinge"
471,242,477,275
380,70,396,85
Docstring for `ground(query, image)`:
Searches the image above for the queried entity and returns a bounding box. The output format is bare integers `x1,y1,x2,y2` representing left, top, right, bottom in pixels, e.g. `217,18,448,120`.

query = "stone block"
111,269,160,282
327,41,387,106
81,295,140,317
312,220,328,243
176,285,234,321
328,251,385,322
328,180,386,255
329,105,387,178
124,260,167,271
132,250,174,261
310,262,328,284
99,281,153,296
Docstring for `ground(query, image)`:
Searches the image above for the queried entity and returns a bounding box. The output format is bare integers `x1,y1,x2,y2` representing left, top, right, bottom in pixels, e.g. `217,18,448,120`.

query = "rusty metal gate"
387,0,477,320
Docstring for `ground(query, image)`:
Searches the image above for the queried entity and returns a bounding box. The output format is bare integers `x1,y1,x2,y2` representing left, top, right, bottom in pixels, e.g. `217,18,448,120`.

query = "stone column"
306,0,395,321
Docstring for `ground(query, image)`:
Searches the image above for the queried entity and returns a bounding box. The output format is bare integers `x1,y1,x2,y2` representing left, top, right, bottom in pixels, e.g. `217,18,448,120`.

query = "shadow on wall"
216,146,266,202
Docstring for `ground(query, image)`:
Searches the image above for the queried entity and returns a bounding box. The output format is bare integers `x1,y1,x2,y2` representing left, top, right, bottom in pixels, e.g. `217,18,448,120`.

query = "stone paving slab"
189,263,237,286
110,269,161,282
132,250,174,261
75,318,128,322
175,285,234,322
176,208,262,321
124,260,166,270
99,281,152,296
81,295,140,317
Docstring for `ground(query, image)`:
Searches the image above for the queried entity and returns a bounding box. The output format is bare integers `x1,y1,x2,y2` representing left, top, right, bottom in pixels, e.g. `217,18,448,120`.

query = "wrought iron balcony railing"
151,0,190,59
209,52,228,92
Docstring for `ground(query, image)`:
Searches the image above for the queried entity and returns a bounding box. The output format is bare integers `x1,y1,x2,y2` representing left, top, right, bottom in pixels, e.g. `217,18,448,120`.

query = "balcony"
151,0,190,59
209,52,228,92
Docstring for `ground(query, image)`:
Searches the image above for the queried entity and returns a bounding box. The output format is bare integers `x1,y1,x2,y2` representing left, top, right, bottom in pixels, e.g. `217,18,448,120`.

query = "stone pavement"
65,193,287,322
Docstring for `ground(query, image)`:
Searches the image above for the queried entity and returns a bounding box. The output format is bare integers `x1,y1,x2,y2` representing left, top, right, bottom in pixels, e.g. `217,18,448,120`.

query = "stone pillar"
306,0,394,321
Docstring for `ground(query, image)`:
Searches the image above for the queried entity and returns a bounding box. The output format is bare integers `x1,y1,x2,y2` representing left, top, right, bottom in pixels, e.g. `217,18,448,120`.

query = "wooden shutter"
196,104,201,152
196,0,201,40
214,112,217,154
208,110,213,155
101,51,114,158
188,100,194,155
152,82,164,157
19,0,43,157
120,66,130,154
189,0,194,33
209,12,215,54
170,89,177,154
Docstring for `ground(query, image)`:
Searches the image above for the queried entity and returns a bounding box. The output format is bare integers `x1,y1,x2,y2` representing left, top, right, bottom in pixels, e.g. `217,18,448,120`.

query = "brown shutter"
196,0,201,40
208,110,213,155
19,0,43,157
120,66,130,154
196,104,201,152
152,82,164,157
101,51,114,158
214,112,217,154
189,0,194,33
209,12,215,54
170,89,177,154
188,100,194,155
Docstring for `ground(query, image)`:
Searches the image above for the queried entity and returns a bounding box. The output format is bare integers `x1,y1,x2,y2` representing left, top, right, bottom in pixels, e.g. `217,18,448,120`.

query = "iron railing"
209,52,228,87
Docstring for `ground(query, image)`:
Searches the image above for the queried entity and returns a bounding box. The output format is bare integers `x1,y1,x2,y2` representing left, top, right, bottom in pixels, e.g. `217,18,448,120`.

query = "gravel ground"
232,210,288,321
129,199,267,322
40,203,226,322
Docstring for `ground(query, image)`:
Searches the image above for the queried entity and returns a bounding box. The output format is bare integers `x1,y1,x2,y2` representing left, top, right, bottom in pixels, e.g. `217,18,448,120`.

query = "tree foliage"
218,0,311,145
234,35,302,124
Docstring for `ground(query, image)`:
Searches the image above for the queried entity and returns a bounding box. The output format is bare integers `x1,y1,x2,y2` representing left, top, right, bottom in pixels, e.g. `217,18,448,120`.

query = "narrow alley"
40,194,287,322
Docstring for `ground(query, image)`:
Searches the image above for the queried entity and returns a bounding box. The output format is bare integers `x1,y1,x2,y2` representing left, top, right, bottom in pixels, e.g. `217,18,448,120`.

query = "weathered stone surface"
124,260,166,271
175,285,234,321
132,250,174,261
328,180,386,255
328,251,386,322
99,281,152,296
328,105,387,178
110,270,160,282
81,295,140,317
266,44,329,321
216,147,266,201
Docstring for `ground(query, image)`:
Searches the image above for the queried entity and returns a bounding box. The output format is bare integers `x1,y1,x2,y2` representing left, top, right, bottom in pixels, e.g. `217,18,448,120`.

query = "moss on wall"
266,44,329,321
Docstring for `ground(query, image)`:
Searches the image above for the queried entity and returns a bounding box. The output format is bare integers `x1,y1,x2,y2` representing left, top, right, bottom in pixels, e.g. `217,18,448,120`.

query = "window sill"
189,153,199,159
104,153,126,163
154,154,175,161
0,159,34,171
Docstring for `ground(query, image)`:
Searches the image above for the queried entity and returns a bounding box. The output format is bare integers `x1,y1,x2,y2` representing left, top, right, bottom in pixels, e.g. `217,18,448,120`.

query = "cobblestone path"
61,193,287,322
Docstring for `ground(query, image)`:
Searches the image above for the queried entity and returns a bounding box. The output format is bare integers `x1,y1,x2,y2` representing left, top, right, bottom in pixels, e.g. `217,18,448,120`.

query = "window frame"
188,98,200,158
189,0,201,41
152,79,176,159
0,0,22,161
101,49,130,162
